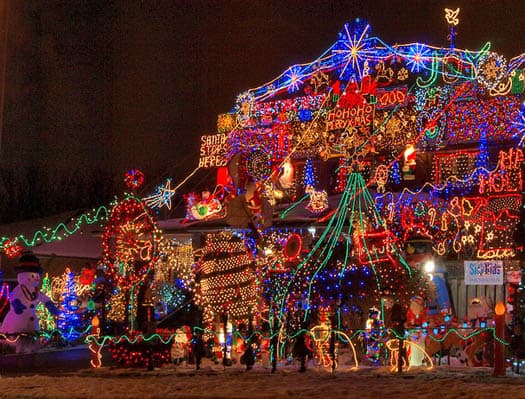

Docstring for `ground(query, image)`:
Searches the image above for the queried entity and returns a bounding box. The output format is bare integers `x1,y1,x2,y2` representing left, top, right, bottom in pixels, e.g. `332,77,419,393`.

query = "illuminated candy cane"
387,202,395,222
428,207,437,226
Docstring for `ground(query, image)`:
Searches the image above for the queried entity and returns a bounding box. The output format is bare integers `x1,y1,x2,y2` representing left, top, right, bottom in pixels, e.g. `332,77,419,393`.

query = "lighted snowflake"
406,43,430,73
397,67,409,81
143,179,176,210
285,66,304,93
339,128,369,171
332,20,372,80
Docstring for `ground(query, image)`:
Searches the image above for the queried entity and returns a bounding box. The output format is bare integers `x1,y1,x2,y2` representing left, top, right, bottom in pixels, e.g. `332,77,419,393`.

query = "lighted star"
332,21,372,79
486,231,494,241
444,8,460,26
143,179,176,210
285,66,305,93
406,43,430,73
474,224,482,234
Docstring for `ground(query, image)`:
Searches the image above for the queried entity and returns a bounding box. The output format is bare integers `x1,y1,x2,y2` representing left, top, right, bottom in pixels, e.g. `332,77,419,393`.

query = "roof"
0,210,105,277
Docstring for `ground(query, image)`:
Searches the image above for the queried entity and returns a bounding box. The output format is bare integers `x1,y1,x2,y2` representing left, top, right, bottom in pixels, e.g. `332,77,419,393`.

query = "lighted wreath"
102,194,160,290
124,169,145,190
246,149,271,180
476,52,508,90
3,239,23,259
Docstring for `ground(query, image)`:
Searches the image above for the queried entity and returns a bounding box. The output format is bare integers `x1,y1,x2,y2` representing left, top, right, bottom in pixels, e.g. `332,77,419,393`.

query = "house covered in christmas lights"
172,16,525,332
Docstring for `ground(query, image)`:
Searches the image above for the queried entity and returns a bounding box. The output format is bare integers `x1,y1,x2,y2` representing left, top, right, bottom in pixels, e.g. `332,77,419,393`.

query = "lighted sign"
464,260,503,285
199,133,228,168
326,104,374,131
375,86,408,110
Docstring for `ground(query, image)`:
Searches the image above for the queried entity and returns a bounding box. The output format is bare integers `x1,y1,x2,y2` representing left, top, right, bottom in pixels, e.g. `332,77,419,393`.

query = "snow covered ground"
0,359,524,399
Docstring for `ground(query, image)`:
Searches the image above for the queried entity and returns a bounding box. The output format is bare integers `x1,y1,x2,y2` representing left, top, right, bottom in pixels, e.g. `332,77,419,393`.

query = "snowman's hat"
14,252,44,274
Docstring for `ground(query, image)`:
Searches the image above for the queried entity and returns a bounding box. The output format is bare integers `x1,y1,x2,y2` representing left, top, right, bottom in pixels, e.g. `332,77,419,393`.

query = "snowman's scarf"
20,284,38,302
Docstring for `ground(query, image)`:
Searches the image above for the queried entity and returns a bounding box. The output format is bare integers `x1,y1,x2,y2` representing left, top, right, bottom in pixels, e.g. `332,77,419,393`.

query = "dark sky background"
1,0,524,221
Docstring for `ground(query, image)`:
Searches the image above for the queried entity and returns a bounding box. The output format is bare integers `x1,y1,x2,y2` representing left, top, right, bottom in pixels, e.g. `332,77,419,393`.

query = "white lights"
423,259,435,274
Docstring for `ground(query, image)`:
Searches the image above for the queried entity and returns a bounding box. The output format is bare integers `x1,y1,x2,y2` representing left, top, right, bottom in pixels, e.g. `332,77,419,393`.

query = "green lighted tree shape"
281,172,427,325
37,273,56,333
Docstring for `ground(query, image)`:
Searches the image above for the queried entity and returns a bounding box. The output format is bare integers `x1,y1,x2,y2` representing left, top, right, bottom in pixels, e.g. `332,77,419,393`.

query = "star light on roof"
332,20,372,80
143,179,176,210
406,43,431,73
285,66,304,93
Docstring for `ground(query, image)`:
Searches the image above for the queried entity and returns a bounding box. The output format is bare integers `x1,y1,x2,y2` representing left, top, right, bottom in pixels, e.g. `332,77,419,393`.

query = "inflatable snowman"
0,253,59,353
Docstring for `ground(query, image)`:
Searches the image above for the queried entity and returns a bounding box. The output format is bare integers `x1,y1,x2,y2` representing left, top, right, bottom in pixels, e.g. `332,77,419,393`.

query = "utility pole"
0,0,8,154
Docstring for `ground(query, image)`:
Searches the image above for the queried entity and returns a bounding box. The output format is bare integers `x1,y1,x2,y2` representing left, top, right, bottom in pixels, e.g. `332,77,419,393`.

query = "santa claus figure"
0,253,59,353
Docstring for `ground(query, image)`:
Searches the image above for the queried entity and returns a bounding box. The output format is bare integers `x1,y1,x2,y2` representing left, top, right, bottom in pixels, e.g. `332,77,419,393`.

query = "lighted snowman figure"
0,253,59,353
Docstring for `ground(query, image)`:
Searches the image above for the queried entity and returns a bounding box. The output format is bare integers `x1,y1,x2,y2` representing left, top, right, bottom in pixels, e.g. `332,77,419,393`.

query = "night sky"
1,0,524,221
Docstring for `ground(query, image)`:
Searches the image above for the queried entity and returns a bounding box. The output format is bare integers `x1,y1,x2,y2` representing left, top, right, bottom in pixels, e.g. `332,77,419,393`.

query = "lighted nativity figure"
0,253,59,353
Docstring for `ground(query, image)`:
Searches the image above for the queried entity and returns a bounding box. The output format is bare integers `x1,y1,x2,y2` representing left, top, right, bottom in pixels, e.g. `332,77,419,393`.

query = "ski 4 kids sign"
464,260,503,285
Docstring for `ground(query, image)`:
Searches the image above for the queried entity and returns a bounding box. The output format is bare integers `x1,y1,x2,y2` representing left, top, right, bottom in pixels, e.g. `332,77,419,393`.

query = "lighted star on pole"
143,179,176,210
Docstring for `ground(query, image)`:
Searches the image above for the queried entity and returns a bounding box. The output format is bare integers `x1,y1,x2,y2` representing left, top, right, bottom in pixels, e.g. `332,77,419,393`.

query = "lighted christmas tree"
195,231,256,323
473,130,490,182
283,173,427,328
302,158,318,189
390,159,402,185
57,270,83,341
37,273,56,333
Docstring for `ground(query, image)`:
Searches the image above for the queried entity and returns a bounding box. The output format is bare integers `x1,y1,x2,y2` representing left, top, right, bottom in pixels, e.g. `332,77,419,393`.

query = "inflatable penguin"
0,253,59,353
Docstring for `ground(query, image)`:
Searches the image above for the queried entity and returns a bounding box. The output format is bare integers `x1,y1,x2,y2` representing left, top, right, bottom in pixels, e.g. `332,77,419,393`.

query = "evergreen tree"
303,158,318,188
37,274,56,332
57,270,83,341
